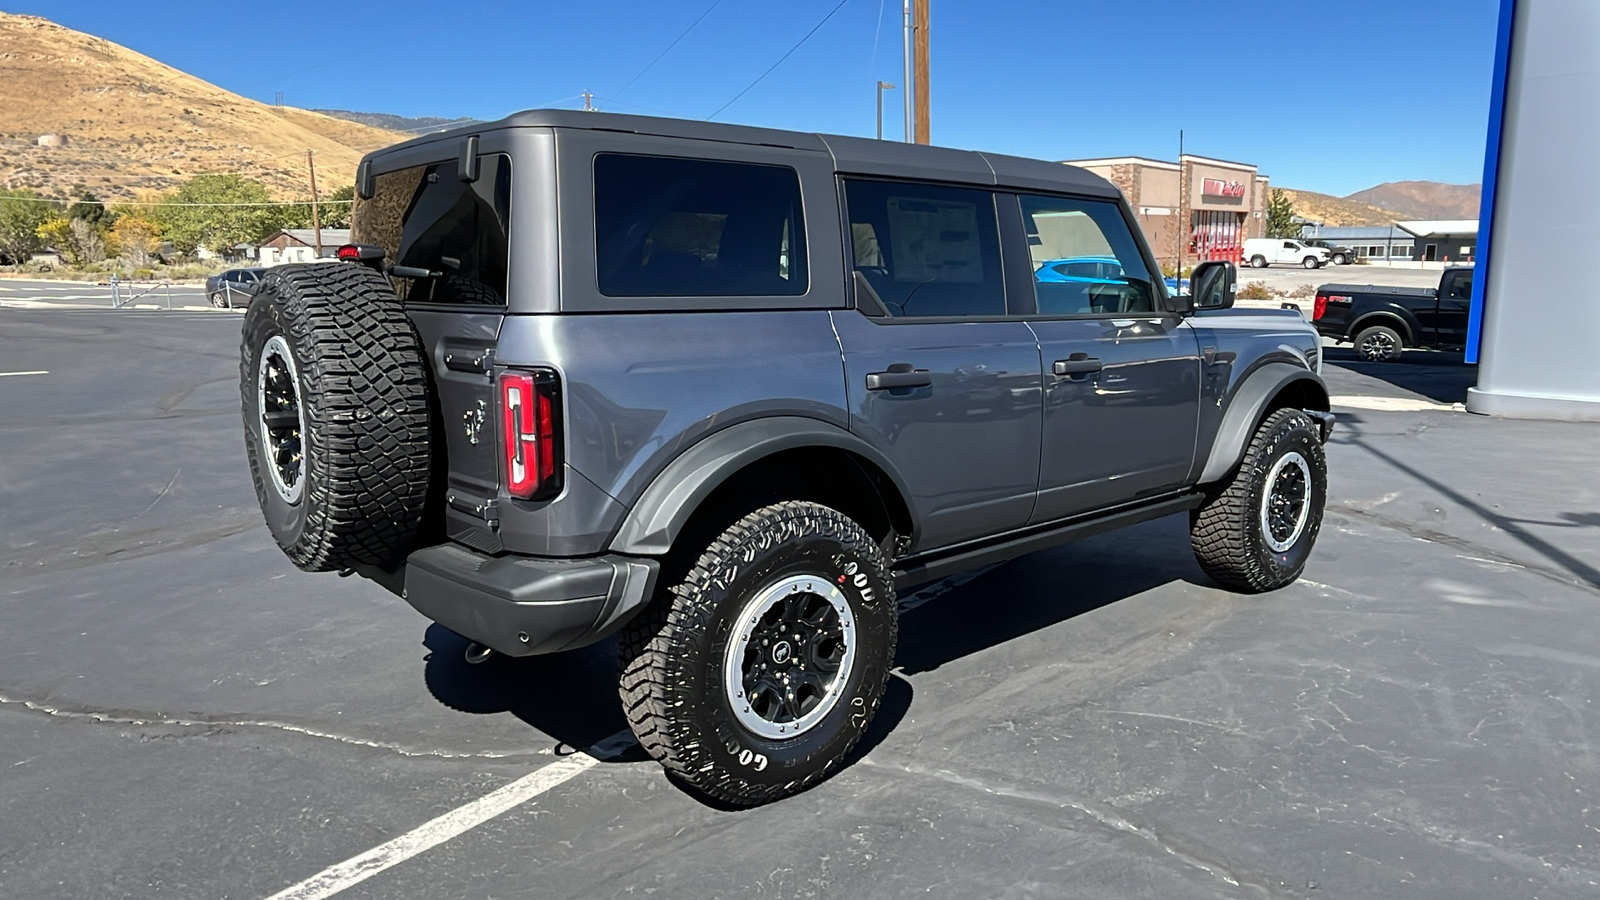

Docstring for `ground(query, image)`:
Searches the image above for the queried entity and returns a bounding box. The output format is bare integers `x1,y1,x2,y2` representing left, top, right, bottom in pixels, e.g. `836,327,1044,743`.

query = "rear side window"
594,154,807,297
843,179,1005,318
350,154,512,305
1020,194,1156,316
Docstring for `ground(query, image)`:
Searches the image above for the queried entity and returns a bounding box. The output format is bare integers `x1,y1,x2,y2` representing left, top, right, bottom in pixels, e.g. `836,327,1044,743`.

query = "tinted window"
351,154,512,305
844,179,1005,318
594,154,806,297
1020,195,1156,315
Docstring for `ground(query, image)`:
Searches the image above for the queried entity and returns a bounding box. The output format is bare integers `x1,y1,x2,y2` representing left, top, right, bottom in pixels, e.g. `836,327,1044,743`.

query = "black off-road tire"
1354,324,1405,362
1190,408,1327,592
240,263,432,572
618,501,897,807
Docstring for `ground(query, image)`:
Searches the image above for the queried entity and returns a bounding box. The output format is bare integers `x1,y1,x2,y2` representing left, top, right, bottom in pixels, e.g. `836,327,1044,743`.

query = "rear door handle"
866,364,932,391
1053,354,1103,376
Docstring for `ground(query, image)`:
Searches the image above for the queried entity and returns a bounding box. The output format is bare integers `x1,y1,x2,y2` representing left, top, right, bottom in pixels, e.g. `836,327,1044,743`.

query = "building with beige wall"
1061,155,1269,271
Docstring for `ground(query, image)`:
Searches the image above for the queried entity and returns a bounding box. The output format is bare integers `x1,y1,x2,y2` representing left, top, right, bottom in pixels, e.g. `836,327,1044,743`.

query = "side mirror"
1191,260,1236,310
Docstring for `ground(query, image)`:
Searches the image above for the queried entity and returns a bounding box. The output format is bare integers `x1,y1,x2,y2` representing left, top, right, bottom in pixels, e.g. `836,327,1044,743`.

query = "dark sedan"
205,267,267,308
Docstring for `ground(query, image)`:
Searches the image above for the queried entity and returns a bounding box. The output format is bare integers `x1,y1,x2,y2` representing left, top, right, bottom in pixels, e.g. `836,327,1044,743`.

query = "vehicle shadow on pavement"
420,625,644,758
1333,414,1600,592
895,516,1200,676
1323,347,1476,404
419,620,917,783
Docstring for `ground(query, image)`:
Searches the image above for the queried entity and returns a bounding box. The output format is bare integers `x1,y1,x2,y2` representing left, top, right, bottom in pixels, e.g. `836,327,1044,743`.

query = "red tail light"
1313,293,1328,321
499,370,561,500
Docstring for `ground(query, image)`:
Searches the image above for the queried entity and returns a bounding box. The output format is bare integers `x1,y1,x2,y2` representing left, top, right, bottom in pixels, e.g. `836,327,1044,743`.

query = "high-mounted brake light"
336,244,361,261
500,370,560,500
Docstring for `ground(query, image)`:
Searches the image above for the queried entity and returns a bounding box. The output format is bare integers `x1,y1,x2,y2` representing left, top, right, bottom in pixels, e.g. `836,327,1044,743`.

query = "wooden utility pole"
913,0,930,144
306,149,323,256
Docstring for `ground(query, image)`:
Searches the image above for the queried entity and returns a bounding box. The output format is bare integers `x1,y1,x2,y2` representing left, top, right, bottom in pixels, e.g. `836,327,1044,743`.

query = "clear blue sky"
14,0,1500,195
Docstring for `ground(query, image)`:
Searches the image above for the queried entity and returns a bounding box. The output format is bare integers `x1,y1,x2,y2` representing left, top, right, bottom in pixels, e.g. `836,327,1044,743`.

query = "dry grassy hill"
1276,188,1408,227
1346,181,1481,220
0,12,408,200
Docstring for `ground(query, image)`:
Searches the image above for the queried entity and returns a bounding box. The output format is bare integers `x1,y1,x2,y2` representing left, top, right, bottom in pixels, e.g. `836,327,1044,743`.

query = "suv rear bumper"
401,544,659,657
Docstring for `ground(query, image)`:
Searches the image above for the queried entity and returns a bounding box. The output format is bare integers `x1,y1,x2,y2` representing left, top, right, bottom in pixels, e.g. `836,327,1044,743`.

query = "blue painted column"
1467,0,1600,421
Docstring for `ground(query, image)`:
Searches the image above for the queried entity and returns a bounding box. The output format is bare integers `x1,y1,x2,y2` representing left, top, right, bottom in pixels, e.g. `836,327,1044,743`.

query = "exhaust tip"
464,642,494,665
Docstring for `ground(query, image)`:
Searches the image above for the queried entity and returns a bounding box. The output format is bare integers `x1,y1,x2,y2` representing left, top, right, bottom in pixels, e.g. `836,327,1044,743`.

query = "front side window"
351,154,512,305
844,179,1005,318
594,154,806,297
1020,194,1156,316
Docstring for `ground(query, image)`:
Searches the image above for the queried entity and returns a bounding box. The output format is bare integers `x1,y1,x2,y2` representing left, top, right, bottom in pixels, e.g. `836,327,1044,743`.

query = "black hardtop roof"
368,109,1118,198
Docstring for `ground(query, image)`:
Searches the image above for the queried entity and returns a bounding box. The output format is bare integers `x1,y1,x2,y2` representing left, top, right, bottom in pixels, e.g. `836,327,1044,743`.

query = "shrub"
1236,280,1273,300
1287,283,1316,298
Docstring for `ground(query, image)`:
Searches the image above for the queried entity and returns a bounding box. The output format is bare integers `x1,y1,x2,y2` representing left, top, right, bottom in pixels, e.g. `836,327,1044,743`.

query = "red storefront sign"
1201,177,1246,198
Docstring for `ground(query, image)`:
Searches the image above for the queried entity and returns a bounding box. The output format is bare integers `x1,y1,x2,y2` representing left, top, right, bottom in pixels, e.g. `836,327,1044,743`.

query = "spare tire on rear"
240,263,433,572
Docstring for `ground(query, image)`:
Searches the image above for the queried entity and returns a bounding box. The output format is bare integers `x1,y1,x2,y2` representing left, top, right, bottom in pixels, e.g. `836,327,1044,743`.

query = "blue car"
1034,256,1126,284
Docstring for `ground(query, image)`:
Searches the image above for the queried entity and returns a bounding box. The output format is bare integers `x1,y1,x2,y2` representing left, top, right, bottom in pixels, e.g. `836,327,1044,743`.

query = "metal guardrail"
109,275,175,310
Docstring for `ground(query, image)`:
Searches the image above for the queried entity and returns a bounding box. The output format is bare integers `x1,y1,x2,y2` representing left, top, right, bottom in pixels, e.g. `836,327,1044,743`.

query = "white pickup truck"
1243,238,1329,269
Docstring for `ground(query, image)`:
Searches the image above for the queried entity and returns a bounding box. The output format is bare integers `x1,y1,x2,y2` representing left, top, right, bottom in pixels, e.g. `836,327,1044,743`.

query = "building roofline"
1059,156,1181,171
1180,154,1257,172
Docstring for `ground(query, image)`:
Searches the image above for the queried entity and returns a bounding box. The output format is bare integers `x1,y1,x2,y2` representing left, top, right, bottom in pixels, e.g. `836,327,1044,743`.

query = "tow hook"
464,642,494,665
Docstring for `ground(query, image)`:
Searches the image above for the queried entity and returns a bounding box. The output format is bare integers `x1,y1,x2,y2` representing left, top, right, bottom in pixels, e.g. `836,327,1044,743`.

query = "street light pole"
902,0,913,142
876,81,896,140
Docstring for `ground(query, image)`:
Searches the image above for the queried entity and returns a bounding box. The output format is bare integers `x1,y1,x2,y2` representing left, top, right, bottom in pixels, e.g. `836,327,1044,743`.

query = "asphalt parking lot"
4,303,1599,900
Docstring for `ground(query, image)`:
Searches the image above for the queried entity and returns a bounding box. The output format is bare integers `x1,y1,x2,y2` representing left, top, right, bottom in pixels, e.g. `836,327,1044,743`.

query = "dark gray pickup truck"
239,110,1332,806
1313,266,1474,361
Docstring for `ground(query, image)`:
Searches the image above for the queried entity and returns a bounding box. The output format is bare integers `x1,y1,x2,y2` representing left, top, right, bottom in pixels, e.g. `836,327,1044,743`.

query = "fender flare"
1197,362,1329,484
607,416,915,557
1347,310,1416,344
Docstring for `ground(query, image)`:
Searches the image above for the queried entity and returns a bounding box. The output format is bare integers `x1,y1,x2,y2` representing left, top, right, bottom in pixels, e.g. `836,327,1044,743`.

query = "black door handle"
866,363,932,391
1053,354,1103,376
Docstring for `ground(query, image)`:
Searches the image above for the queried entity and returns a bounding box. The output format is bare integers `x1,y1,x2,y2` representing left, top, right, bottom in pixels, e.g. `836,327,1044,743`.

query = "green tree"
1266,188,1300,239
67,192,114,228
0,189,58,263
320,185,355,229
154,174,286,255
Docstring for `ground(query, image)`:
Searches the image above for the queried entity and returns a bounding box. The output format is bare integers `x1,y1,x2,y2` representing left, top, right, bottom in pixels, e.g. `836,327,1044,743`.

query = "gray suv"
240,110,1333,806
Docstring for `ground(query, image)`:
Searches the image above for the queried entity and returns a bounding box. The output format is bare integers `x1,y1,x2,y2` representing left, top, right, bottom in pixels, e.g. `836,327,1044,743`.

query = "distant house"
258,229,352,266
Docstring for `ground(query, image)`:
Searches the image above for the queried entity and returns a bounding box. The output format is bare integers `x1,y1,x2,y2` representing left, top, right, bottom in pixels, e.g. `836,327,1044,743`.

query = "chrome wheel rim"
1260,451,1313,552
257,335,306,504
724,574,856,740
1359,331,1397,361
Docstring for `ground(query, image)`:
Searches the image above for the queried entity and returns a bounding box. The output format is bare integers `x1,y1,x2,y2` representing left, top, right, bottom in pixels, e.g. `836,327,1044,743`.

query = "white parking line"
261,730,634,900
0,370,48,377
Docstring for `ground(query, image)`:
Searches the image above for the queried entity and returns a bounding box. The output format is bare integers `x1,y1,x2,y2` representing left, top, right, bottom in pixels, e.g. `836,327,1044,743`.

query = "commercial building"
1396,220,1478,262
1062,155,1270,268
1300,224,1417,261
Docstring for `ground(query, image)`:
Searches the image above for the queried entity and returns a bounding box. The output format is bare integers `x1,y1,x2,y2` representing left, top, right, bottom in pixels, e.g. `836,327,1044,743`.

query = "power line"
707,0,853,121
613,0,724,99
